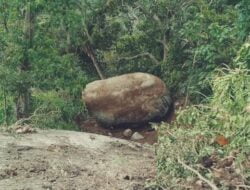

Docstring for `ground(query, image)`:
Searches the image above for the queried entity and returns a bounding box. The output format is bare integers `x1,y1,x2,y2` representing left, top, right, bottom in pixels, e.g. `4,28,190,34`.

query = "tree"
0,0,248,124
0,0,35,119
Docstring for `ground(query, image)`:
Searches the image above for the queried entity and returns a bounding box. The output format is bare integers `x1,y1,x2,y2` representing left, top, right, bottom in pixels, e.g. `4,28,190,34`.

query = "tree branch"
177,158,219,190
82,44,105,80
153,14,162,26
13,106,57,126
157,35,169,62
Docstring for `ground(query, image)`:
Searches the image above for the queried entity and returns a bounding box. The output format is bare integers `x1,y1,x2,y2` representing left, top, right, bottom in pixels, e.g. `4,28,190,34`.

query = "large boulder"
82,72,171,126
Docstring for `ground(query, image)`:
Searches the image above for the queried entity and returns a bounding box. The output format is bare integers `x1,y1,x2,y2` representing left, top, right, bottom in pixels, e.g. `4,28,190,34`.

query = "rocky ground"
0,129,156,190
79,119,158,145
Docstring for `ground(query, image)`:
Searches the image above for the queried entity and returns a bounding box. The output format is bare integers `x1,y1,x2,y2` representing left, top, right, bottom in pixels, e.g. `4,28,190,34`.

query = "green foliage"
211,67,250,114
175,0,241,100
0,0,249,131
233,39,250,69
0,93,15,125
236,0,250,40
98,0,246,101
0,0,249,188
0,0,90,126
156,67,250,189
30,90,87,130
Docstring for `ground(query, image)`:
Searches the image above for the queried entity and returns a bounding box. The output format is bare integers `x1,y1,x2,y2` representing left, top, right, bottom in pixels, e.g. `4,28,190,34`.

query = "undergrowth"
29,90,87,130
154,67,250,189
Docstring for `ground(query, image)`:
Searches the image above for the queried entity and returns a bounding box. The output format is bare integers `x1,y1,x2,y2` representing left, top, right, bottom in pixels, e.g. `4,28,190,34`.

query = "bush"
0,93,15,126
156,67,250,189
29,90,87,130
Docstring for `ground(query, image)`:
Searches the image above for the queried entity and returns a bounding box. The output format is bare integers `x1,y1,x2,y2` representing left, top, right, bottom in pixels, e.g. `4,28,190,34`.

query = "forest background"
0,0,249,189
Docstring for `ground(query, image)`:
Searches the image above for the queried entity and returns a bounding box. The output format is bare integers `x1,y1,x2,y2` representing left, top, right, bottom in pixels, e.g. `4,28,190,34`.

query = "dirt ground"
78,108,176,145
0,130,156,190
79,119,158,145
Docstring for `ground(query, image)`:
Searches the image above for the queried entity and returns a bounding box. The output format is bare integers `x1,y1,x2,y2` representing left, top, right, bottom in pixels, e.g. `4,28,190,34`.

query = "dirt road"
0,130,156,190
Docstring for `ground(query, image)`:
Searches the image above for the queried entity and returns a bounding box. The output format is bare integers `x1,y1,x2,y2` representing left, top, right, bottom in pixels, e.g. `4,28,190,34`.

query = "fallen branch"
177,158,219,190
11,106,59,127
13,107,41,126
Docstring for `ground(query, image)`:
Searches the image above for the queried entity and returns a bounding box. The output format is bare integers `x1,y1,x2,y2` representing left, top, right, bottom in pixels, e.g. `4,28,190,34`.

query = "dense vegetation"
155,66,250,189
0,0,249,189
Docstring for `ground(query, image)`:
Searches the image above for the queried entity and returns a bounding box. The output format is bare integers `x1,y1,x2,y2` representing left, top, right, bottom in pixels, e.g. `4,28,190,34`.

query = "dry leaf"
215,135,229,146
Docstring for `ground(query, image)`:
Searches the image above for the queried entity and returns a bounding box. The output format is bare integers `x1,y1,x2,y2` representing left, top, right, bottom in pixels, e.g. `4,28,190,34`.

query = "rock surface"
131,132,144,141
123,128,133,138
0,129,155,190
83,72,171,126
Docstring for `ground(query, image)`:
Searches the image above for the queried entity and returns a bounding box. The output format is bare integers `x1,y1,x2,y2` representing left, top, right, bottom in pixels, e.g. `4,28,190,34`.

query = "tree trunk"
163,35,167,62
83,44,105,80
16,90,31,119
3,87,7,124
16,3,34,120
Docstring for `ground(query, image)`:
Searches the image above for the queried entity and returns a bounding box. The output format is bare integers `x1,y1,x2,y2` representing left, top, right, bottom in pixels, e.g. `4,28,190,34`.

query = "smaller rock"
108,132,113,137
123,175,130,180
195,180,204,187
131,132,144,141
123,129,133,138
201,155,214,168
89,135,95,140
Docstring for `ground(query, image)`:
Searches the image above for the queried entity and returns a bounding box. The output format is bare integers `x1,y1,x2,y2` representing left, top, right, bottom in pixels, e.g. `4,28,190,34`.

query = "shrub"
0,93,15,126
156,67,250,189
29,90,87,130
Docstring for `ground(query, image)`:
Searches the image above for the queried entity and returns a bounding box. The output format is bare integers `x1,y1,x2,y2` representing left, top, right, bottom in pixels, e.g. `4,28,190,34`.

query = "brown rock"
123,129,133,138
82,73,171,126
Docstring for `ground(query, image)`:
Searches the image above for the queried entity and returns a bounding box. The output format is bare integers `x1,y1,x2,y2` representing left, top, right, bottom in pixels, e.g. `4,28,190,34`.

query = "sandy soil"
0,130,156,190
